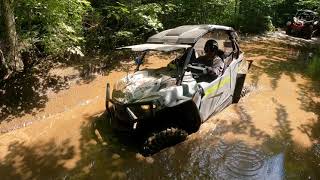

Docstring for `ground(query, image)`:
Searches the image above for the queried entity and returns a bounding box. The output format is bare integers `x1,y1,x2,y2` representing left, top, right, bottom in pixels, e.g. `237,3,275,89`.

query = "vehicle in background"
286,10,320,39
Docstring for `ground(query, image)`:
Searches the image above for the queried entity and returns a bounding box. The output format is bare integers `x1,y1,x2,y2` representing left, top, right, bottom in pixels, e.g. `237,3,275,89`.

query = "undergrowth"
307,49,320,80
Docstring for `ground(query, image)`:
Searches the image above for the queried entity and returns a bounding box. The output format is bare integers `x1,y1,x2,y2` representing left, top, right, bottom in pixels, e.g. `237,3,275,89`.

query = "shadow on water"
85,113,285,180
295,81,320,178
242,39,315,90
239,38,320,179
0,63,69,122
0,111,282,179
0,140,75,179
0,108,318,179
216,105,270,141
0,54,134,123
0,113,139,180
224,103,319,179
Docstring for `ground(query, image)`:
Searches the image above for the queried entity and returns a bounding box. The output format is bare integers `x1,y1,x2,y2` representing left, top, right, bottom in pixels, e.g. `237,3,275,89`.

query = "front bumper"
107,100,158,133
288,23,305,31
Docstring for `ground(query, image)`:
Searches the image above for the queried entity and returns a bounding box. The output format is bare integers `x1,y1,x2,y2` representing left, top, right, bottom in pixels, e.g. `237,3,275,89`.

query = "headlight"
141,104,157,110
141,105,150,110
286,21,292,26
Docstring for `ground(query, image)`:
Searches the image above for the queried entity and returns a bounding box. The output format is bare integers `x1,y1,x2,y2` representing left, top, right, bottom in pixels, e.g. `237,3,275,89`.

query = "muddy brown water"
0,33,320,179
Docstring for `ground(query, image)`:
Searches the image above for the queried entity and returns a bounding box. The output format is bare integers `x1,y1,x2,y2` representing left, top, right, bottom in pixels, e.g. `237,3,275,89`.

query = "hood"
293,17,304,25
112,71,171,104
112,71,197,106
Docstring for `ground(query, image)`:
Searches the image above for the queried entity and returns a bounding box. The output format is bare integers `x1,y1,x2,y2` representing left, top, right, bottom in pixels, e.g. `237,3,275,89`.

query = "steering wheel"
186,64,210,79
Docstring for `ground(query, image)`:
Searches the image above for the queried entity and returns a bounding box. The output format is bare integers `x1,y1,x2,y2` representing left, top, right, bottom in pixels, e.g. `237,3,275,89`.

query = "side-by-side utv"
105,25,252,155
286,10,320,39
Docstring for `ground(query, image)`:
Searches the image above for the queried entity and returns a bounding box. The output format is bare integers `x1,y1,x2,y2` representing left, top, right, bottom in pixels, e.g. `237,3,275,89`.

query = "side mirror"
135,56,143,65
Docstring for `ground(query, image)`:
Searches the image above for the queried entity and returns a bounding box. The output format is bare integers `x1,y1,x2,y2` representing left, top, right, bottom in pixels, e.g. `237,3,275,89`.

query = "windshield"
296,11,315,21
137,50,185,78
118,43,191,52
112,49,187,104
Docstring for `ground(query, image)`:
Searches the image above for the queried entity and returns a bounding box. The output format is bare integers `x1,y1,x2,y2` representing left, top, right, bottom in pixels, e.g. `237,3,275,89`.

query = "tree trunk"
0,0,23,73
0,49,10,80
236,0,242,30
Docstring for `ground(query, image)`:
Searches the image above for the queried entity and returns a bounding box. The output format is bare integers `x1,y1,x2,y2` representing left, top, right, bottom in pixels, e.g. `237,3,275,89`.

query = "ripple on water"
313,143,320,159
215,142,266,180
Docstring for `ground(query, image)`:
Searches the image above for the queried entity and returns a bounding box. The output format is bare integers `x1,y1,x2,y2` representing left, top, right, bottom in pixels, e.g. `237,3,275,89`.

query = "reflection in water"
89,114,285,180
219,143,266,179
314,144,320,159
61,117,285,180
173,140,284,180
122,140,283,179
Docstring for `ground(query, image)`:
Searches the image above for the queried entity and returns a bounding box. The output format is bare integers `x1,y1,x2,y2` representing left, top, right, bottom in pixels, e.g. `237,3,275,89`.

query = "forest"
0,0,319,80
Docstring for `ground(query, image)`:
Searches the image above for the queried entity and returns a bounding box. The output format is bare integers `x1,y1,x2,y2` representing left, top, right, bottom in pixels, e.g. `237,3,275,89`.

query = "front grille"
114,105,130,121
114,104,153,121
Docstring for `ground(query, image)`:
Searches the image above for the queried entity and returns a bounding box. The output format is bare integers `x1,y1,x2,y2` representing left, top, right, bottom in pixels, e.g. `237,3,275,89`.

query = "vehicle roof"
297,9,318,15
117,43,191,52
147,25,234,44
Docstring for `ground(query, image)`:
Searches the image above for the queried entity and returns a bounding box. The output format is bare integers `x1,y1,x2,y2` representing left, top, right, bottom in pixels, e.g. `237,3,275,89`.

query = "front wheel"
286,27,292,35
141,128,188,156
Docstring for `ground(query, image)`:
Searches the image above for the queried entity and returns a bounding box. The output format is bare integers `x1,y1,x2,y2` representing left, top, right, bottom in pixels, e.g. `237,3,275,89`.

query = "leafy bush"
84,2,168,54
297,0,320,13
307,51,320,80
163,0,236,28
14,0,91,56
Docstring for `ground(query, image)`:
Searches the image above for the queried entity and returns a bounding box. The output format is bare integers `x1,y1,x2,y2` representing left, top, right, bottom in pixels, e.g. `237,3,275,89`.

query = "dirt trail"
0,32,319,179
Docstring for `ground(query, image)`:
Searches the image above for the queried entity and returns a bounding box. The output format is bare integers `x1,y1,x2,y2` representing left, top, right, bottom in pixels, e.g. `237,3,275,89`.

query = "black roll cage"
176,30,240,85
132,29,240,86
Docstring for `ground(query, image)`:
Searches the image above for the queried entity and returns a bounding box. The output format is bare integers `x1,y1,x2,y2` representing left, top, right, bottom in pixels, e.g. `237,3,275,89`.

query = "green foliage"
237,0,279,33
272,0,299,26
307,50,320,80
163,0,236,28
68,0,320,52
297,0,320,13
84,1,168,53
2,0,318,57
14,0,91,55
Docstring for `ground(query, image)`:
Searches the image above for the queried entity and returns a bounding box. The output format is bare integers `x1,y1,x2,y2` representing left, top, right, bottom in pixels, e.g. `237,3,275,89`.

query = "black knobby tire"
233,74,246,103
306,31,313,39
286,27,292,35
315,28,320,37
105,83,110,110
142,128,188,156
305,25,314,39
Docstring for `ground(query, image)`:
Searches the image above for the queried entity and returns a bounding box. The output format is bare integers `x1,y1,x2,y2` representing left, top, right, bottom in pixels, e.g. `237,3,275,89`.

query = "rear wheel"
305,25,314,39
306,31,313,39
233,74,246,103
105,83,110,110
315,28,320,36
141,127,188,156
